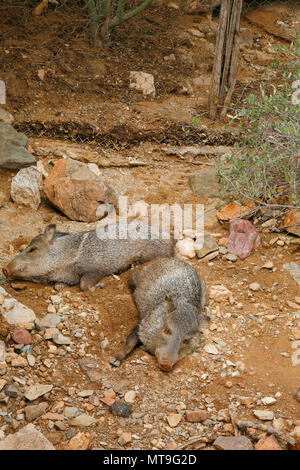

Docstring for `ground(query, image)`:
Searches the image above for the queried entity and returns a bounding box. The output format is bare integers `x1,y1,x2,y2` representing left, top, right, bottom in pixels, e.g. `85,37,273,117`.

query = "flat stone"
25,402,49,422
61,432,91,450
253,409,274,421
167,413,182,428
77,390,93,398
214,436,253,450
0,423,55,450
4,385,19,398
70,414,98,427
52,332,71,345
24,384,53,402
64,407,79,419
35,314,61,331
204,343,219,355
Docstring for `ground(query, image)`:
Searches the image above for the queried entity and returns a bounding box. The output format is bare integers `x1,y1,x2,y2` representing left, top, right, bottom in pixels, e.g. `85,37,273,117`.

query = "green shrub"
216,36,300,211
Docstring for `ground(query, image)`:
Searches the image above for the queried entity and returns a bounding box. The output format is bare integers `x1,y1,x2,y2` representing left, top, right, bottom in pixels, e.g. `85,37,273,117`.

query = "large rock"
43,159,118,222
0,286,36,325
0,122,28,148
0,122,36,169
227,219,261,260
214,436,253,450
0,424,55,450
11,166,42,210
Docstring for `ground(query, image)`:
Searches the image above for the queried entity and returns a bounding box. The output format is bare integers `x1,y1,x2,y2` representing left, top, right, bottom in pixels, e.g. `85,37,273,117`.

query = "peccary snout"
144,299,203,371
4,225,57,281
154,310,198,371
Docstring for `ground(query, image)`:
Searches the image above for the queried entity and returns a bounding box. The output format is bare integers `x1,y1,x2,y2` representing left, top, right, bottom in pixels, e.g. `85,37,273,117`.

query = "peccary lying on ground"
3,221,174,291
111,257,208,371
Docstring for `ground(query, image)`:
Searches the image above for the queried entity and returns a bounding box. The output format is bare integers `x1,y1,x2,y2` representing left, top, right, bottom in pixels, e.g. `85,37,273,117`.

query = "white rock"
175,238,196,259
124,390,136,403
209,285,232,302
70,414,98,427
11,166,42,210
253,410,274,421
24,384,53,401
204,343,219,355
249,282,260,291
129,71,156,97
0,287,36,325
261,397,277,405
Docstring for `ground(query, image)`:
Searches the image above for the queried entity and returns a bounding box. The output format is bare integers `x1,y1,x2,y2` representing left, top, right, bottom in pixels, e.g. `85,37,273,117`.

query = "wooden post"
209,0,243,118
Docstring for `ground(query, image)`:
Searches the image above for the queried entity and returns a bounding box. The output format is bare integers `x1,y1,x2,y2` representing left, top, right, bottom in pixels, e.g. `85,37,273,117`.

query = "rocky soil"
0,0,299,451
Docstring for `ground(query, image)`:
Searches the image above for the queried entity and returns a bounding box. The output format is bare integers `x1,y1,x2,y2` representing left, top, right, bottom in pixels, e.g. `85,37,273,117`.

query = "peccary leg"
110,324,140,367
80,271,103,291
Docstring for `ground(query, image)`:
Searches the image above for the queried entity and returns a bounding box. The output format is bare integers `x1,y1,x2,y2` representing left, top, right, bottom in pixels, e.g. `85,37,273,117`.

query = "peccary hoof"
109,357,121,368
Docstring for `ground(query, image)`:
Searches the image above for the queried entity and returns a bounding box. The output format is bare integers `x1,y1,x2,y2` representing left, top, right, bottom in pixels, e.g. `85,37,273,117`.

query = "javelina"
3,221,174,291
111,257,208,371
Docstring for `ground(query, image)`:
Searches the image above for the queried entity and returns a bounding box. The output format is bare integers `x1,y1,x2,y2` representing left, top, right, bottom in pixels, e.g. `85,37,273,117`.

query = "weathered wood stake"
209,0,243,118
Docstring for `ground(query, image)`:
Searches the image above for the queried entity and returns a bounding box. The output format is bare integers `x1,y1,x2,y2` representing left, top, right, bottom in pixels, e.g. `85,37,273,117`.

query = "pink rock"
12,330,32,345
227,219,261,260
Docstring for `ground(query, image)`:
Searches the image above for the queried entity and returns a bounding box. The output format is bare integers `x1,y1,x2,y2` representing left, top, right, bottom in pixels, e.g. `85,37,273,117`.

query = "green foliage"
216,38,300,209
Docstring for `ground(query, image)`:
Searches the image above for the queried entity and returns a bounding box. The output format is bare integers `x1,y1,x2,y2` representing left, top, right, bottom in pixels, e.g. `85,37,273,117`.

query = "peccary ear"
44,224,56,244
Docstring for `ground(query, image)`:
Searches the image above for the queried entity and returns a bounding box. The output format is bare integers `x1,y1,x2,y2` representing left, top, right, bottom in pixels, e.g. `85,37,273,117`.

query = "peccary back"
4,221,174,290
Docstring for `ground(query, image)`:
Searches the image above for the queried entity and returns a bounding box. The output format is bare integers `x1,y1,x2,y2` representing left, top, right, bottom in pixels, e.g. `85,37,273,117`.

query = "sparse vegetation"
216,36,300,211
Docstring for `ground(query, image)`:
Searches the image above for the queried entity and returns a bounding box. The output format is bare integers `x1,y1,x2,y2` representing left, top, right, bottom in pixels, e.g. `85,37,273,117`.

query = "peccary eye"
164,328,172,335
